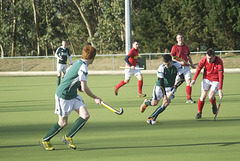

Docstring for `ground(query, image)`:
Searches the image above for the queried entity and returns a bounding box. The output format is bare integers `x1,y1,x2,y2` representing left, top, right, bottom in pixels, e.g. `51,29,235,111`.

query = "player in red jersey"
171,34,196,103
190,48,224,119
113,40,146,97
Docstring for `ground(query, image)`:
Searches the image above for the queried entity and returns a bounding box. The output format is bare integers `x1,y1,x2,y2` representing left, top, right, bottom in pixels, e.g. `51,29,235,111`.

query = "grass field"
0,74,240,161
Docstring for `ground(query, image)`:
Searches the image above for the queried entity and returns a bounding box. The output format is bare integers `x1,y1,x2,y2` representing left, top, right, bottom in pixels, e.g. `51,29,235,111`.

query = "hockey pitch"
0,74,239,161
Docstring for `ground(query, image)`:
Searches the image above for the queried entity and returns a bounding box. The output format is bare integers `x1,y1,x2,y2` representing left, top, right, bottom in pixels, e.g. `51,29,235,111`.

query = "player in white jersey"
40,45,102,151
55,40,73,86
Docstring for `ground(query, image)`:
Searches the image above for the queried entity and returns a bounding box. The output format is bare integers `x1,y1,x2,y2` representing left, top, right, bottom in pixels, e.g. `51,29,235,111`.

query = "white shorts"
55,94,86,117
176,65,191,81
57,64,67,73
152,86,175,101
124,66,141,80
201,79,219,94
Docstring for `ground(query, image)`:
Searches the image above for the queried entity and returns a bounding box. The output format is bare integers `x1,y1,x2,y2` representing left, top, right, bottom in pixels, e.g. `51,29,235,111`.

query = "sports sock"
66,117,87,138
57,76,61,86
145,99,152,106
186,86,191,100
198,99,205,113
209,97,216,106
138,80,143,93
43,123,63,141
116,80,126,89
149,104,166,119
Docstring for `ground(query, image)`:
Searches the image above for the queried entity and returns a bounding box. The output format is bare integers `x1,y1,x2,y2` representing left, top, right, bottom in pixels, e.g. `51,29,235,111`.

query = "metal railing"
0,50,239,72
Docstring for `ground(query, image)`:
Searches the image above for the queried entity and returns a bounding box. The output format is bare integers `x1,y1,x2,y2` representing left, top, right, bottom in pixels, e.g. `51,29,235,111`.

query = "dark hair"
132,40,139,44
176,33,183,38
163,54,172,63
207,48,215,56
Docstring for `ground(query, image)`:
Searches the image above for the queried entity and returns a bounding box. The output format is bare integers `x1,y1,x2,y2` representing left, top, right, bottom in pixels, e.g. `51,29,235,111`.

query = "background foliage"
0,0,240,56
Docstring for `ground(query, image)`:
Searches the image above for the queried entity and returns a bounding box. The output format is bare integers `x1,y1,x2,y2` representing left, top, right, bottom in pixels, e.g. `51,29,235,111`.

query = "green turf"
0,74,240,161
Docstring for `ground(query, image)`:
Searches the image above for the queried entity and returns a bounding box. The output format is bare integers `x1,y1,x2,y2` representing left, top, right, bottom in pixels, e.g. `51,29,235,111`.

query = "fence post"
113,55,115,71
53,57,55,71
149,54,151,70
22,57,24,72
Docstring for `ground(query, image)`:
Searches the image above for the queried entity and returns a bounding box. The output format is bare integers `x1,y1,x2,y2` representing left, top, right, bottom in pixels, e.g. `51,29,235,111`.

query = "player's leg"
57,64,62,86
40,95,67,150
40,118,64,151
196,90,208,119
140,86,159,113
185,66,196,103
61,96,88,149
147,87,173,124
195,79,209,119
61,64,67,80
113,69,132,96
151,87,173,121
135,72,146,97
208,81,219,114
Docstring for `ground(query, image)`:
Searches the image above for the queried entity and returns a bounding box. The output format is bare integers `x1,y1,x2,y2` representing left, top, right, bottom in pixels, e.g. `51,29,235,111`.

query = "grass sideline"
0,74,240,161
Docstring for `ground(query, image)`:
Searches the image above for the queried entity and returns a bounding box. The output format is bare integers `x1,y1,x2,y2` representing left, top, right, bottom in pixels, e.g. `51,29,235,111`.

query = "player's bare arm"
81,81,102,105
190,80,196,87
188,55,196,68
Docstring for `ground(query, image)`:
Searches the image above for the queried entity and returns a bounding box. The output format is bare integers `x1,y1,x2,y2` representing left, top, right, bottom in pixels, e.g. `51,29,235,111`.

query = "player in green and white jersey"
40,45,102,151
55,40,73,86
140,54,185,125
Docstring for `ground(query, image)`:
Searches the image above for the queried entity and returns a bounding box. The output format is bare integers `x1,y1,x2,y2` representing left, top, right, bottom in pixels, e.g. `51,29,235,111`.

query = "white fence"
0,50,239,72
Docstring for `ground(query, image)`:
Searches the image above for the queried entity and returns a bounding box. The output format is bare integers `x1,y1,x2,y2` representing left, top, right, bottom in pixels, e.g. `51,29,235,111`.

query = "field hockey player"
113,40,146,97
40,45,102,151
190,48,224,119
140,54,185,125
171,34,196,104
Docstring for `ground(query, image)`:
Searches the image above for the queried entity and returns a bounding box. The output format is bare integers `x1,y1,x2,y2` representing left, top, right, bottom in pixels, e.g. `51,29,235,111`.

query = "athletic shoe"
113,86,118,96
137,93,146,97
186,98,196,104
40,138,55,151
61,135,76,150
140,99,148,113
212,104,217,114
195,112,202,119
147,117,159,125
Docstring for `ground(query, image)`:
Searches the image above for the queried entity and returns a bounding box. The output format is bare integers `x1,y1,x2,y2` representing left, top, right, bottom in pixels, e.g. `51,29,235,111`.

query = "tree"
11,0,16,57
132,0,170,53
93,0,125,54
31,0,40,56
72,0,100,46
205,0,240,50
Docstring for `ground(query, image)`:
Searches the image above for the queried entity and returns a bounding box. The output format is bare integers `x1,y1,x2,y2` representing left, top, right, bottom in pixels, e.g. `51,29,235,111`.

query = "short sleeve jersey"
193,56,224,89
55,47,71,64
127,47,139,67
156,61,184,87
171,45,190,65
56,59,88,100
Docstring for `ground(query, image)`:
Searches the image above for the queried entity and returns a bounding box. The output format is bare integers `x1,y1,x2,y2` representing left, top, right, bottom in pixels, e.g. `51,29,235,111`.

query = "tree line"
0,0,240,57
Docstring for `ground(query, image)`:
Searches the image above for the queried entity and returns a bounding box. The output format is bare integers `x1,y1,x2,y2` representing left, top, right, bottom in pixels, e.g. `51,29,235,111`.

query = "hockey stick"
173,56,191,66
214,98,222,121
101,101,124,115
149,89,175,123
120,66,144,70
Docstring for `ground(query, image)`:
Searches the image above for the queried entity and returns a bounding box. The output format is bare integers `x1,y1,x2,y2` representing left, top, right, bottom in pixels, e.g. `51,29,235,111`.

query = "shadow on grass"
1,140,239,151
80,141,240,151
